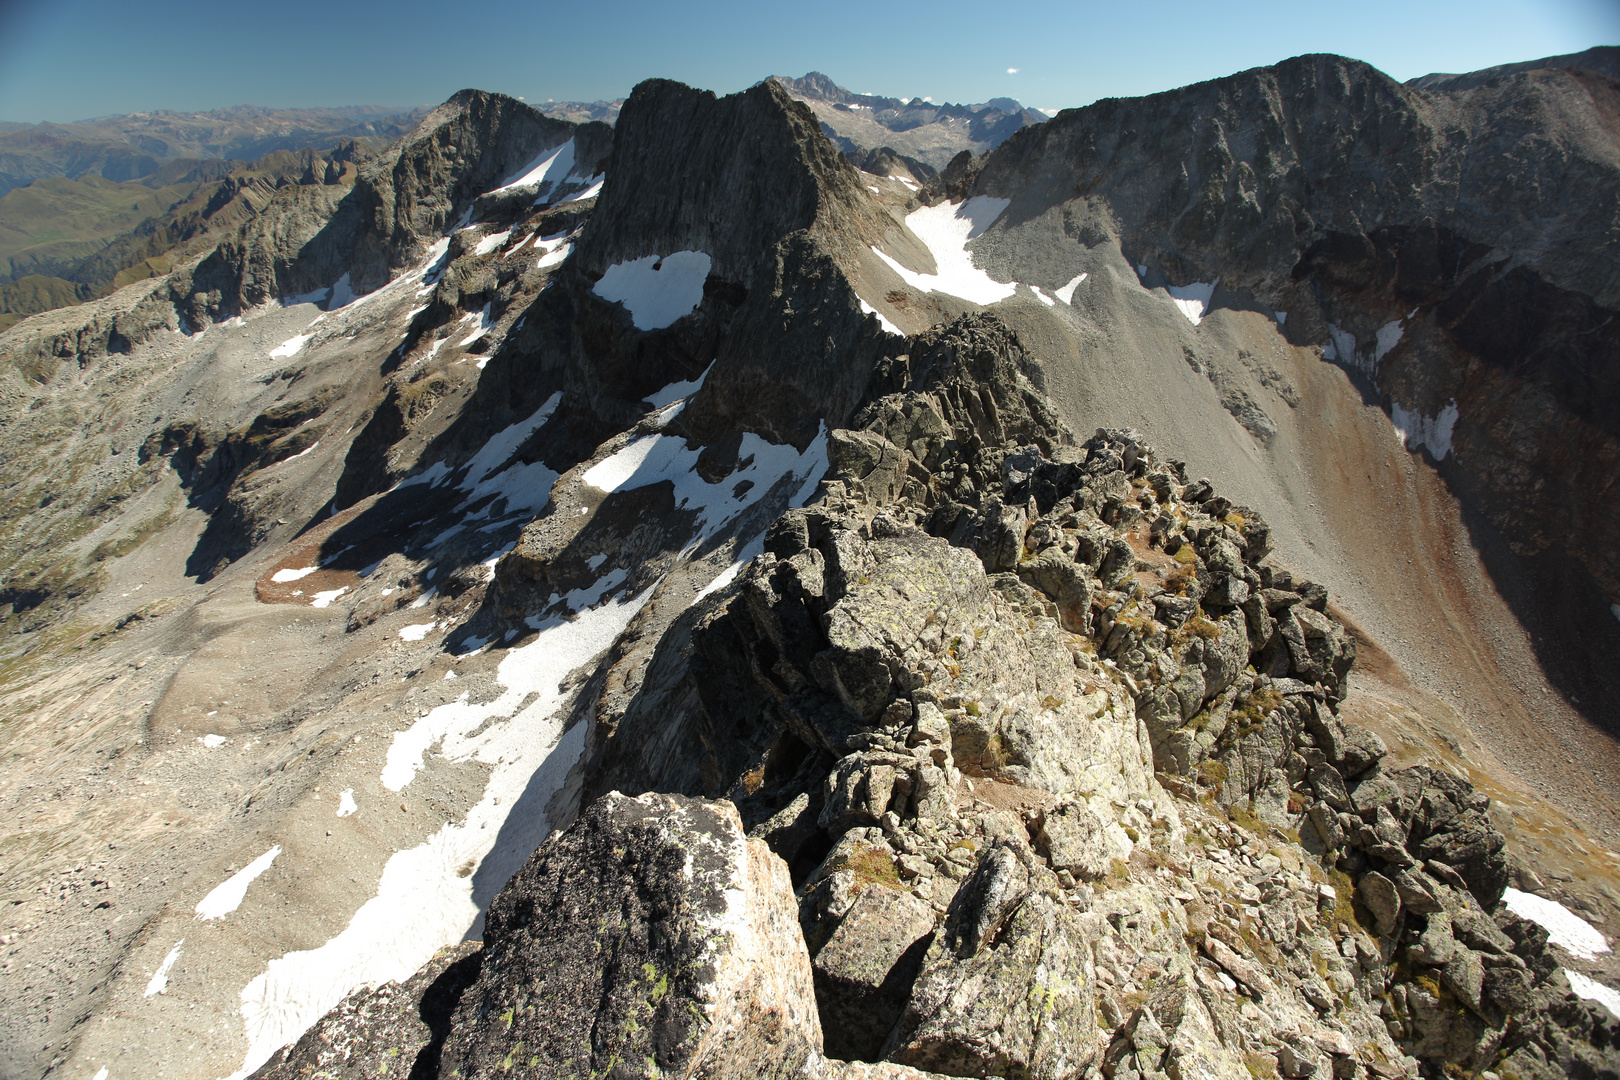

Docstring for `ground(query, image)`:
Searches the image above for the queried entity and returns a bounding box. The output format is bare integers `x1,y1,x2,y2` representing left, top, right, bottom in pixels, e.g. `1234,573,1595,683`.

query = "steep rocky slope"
0,51,1616,1080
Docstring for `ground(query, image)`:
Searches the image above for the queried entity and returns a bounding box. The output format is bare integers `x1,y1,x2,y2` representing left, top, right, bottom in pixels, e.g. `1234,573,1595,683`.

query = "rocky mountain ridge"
769,72,1049,176
0,48,1616,1080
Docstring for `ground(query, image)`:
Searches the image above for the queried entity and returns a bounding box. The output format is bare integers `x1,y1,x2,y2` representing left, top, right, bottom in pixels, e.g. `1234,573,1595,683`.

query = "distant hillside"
0,141,384,332
0,104,428,196
1407,44,1619,91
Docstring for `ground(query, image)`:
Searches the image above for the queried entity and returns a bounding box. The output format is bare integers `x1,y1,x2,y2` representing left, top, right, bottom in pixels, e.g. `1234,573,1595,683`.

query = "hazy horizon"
0,0,1615,125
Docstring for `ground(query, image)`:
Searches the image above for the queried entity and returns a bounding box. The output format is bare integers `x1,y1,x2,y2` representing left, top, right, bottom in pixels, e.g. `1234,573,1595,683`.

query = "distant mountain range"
0,104,429,196
769,71,1049,175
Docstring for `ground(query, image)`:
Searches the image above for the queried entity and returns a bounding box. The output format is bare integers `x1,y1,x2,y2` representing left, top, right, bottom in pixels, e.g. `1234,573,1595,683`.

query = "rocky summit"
0,49,1618,1080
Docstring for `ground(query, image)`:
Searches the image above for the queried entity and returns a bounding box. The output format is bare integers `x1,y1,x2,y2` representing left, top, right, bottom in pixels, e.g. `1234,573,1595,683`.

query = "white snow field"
1566,970,1620,1020
592,251,713,330
1503,887,1612,960
873,196,1016,305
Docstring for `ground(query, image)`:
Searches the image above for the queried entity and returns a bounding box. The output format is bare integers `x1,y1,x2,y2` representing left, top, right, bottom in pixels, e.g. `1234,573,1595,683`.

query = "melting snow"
492,138,576,196
472,230,511,257
1567,970,1620,1020
144,941,183,998
310,587,347,609
859,298,903,335
535,235,573,270
1033,288,1055,306
1323,324,1363,373
1373,318,1404,364
336,790,357,817
1390,399,1459,461
562,179,604,203
1164,281,1216,326
327,274,360,310
268,334,313,359
644,362,712,409
456,303,494,346
1504,888,1612,960
873,196,1015,306
582,424,829,546
199,734,228,749
195,846,281,921
225,583,659,1080
593,251,713,330
460,392,562,489
398,622,437,642
271,567,318,584
1053,272,1087,304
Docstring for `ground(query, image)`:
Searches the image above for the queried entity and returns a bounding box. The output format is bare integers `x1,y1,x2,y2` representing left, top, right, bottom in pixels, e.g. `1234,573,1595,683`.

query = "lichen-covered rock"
439,791,821,1080
248,942,482,1080
885,842,1096,1078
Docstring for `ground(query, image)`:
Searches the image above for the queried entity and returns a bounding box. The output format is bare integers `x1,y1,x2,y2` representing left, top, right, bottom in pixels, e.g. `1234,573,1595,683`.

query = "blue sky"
0,0,1615,122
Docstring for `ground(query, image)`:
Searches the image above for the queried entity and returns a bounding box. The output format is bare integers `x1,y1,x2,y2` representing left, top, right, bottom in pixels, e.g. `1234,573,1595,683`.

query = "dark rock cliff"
963,53,1620,733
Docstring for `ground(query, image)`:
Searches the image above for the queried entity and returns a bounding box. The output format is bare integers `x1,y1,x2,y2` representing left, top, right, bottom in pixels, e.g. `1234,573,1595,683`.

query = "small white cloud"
1007,67,1020,74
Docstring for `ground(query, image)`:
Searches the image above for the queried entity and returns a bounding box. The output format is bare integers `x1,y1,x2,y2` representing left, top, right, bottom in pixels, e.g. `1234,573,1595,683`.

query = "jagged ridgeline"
1,52,1617,1080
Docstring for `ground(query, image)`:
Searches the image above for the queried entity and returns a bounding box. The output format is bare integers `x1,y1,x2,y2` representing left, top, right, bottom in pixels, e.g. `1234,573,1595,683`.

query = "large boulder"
885,842,1097,1078
439,792,821,1080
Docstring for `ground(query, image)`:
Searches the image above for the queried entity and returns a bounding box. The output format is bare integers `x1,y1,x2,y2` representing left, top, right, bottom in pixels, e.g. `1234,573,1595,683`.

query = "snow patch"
1504,888,1611,960
269,334,312,359
592,251,713,331
535,235,573,270
271,567,317,583
872,196,1015,306
327,274,359,310
145,941,183,997
582,424,829,548
1390,399,1460,461
398,622,437,642
195,847,281,921
1373,319,1404,364
310,587,347,609
644,362,712,409
492,138,575,196
1323,324,1362,372
1033,287,1055,306
1053,272,1087,304
199,734,227,749
472,229,511,257
858,297,903,335
1567,970,1620,1020
460,392,562,490
1164,281,1216,326
561,179,604,203
336,790,357,817
223,583,659,1079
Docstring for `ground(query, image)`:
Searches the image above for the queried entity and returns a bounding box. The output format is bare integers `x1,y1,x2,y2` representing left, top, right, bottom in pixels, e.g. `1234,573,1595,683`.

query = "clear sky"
0,0,1615,123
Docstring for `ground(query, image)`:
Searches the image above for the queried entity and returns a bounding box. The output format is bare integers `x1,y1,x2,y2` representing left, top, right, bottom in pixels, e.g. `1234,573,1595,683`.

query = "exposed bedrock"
961,54,1620,730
